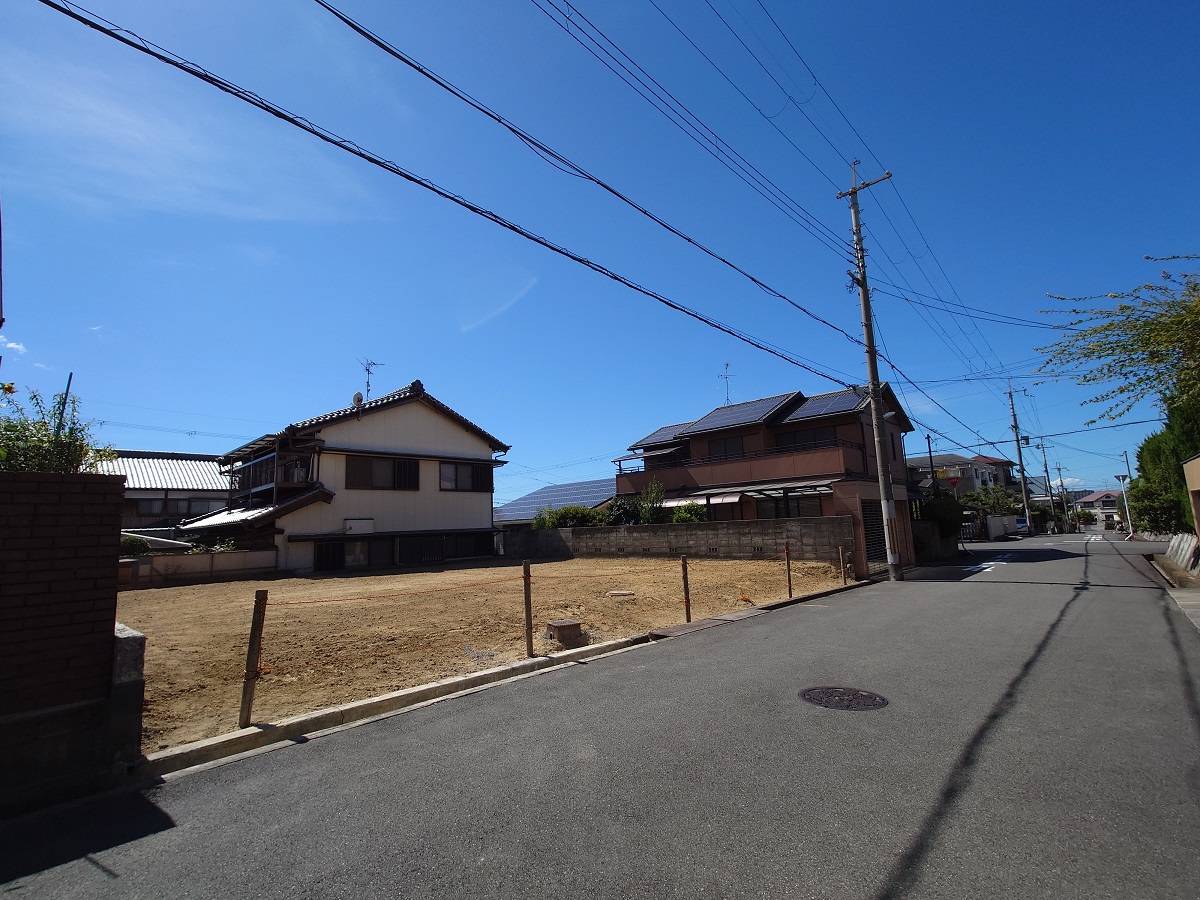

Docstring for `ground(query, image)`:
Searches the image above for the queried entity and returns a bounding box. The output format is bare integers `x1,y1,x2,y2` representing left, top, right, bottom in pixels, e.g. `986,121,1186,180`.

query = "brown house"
613,386,916,577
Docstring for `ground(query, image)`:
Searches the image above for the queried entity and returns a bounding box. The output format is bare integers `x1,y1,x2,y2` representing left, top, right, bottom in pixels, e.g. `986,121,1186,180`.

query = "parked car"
1015,517,1032,535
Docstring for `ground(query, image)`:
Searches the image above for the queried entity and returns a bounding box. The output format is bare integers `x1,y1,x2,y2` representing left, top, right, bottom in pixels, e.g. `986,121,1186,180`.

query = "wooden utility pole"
1006,383,1033,530
839,164,903,581
238,590,269,729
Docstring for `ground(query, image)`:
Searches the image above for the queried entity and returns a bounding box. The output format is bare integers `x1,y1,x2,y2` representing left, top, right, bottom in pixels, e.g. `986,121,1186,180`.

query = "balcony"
616,440,865,495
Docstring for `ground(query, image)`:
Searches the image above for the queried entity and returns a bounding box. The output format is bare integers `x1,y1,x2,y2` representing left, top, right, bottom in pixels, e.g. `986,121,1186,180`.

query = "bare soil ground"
117,556,842,752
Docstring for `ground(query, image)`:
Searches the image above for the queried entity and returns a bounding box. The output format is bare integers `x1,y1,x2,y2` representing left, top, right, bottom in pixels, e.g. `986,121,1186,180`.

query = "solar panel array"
630,421,696,449
494,478,616,521
781,389,865,424
679,392,797,436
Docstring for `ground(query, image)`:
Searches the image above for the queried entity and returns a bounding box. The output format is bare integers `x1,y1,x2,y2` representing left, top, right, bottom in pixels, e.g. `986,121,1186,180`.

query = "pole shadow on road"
870,551,1094,898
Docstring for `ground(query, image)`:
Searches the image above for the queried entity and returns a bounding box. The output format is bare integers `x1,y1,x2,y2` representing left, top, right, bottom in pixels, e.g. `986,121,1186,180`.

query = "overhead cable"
38,0,853,389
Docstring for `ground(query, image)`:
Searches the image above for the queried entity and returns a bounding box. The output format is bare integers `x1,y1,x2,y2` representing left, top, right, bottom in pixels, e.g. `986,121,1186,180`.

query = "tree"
958,485,1022,515
1127,395,1200,533
603,480,668,526
0,389,113,473
1036,259,1200,422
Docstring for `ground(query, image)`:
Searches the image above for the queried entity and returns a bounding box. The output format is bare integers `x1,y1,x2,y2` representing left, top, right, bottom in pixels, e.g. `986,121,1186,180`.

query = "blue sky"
1,0,1196,503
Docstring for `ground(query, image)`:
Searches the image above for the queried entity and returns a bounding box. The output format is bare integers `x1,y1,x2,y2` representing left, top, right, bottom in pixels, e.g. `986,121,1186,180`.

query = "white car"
1015,517,1032,535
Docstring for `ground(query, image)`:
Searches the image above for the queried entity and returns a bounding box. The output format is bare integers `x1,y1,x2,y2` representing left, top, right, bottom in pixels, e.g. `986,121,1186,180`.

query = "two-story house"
613,385,915,577
181,380,509,573
906,452,1001,495
1075,489,1123,524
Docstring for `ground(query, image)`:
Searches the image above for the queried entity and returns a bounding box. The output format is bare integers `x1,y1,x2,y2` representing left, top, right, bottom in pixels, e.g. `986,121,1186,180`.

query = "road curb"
132,634,650,782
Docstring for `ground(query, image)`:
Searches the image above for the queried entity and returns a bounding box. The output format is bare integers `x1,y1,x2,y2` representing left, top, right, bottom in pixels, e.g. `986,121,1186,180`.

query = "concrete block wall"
502,517,855,569
0,471,141,815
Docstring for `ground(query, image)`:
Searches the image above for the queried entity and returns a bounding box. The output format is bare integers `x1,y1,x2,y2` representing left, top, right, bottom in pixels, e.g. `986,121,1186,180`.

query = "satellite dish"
352,392,364,407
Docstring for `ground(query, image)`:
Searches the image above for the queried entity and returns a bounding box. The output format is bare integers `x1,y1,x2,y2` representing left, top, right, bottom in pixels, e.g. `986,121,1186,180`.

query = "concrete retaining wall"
500,517,855,569
125,549,278,587
1165,533,1200,578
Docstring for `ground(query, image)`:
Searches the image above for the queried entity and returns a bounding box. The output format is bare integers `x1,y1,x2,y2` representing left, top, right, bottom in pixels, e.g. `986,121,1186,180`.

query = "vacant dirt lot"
117,556,842,751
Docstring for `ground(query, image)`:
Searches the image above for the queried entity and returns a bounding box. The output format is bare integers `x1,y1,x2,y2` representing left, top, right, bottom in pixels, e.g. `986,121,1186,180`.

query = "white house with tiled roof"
182,380,509,573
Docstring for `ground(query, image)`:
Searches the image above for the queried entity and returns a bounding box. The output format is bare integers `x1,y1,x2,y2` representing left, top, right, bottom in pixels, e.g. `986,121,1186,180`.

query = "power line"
313,0,866,352
529,0,852,258
39,0,855,389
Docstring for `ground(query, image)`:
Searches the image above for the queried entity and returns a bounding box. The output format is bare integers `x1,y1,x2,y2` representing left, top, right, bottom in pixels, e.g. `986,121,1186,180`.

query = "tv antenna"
358,358,384,401
719,363,735,405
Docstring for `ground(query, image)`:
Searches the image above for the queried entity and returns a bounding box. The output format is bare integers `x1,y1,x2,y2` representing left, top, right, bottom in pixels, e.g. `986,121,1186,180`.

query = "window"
776,426,836,451
346,455,419,490
167,499,191,516
136,499,164,516
707,436,745,460
439,462,493,493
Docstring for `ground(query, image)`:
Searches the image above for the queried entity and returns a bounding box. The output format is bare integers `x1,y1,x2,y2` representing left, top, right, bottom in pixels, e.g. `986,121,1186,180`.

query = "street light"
1114,473,1133,540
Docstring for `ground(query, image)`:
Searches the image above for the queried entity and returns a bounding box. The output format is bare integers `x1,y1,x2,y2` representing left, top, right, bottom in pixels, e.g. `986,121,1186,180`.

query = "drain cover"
800,687,889,711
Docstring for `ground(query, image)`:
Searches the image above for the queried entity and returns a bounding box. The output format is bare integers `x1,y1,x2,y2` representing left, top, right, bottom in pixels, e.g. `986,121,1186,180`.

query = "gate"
861,503,888,575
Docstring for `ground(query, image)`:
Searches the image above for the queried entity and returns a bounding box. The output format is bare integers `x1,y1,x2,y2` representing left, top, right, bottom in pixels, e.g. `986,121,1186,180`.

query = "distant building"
1075,489,1124,524
493,478,615,530
94,450,229,530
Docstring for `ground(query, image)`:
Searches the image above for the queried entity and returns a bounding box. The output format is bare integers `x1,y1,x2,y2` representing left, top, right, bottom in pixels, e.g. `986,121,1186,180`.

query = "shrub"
547,506,608,528
119,535,151,557
671,502,707,524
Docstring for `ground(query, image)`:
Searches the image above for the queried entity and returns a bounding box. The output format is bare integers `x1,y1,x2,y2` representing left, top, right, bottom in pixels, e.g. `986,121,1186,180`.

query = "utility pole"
839,164,903,581
1119,450,1135,539
1035,442,1054,529
1055,464,1071,531
926,434,936,487
1006,382,1033,531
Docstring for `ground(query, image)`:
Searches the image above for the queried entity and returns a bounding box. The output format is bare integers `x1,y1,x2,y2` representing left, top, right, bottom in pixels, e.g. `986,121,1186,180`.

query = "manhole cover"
800,687,889,711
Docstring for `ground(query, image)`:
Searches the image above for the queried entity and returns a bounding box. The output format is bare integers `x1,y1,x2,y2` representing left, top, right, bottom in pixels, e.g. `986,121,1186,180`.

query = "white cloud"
0,335,26,353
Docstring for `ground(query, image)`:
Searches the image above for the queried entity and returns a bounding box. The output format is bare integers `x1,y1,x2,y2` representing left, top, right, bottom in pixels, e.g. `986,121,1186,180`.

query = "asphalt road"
4,533,1199,899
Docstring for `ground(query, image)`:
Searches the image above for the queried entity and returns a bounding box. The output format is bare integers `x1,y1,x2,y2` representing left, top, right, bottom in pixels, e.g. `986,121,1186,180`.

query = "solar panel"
781,389,865,423
679,392,797,435
494,478,616,521
630,421,695,449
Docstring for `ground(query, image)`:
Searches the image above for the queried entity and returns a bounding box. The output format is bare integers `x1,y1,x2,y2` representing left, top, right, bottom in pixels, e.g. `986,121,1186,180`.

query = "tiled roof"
494,478,615,522
1076,490,1121,503
95,450,228,492
905,452,977,470
223,380,509,459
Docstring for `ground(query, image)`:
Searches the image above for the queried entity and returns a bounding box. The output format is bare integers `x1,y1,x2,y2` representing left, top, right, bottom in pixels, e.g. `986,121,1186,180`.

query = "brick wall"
0,471,137,815
501,517,855,570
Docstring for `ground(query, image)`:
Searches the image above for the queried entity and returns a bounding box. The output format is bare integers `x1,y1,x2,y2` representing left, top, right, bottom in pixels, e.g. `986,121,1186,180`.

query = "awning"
691,479,835,499
661,494,740,507
612,446,681,464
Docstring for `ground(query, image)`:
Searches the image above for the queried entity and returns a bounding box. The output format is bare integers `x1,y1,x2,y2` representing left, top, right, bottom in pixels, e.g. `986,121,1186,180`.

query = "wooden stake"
523,560,534,658
838,546,847,586
681,555,691,623
238,589,268,729
785,541,793,598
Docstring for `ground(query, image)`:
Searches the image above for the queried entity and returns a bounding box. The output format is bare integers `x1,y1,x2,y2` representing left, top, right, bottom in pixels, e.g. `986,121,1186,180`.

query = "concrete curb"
132,635,650,781
132,579,875,782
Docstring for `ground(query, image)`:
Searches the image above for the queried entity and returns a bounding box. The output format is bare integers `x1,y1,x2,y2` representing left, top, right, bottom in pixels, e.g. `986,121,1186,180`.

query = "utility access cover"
800,687,889,711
